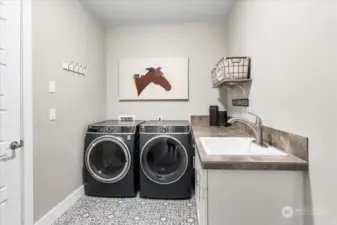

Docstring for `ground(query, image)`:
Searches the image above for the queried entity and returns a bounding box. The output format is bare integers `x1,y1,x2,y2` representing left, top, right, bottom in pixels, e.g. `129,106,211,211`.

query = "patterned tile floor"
53,195,198,225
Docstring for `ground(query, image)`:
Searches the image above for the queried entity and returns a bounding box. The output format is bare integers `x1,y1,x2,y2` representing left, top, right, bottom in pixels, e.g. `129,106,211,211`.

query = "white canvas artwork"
119,57,189,100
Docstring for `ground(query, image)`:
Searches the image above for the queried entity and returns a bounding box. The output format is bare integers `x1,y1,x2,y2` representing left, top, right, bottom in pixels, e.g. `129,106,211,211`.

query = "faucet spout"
228,113,265,147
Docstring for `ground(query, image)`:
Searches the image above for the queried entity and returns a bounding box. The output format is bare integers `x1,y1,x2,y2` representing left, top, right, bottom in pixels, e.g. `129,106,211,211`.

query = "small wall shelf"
212,79,252,88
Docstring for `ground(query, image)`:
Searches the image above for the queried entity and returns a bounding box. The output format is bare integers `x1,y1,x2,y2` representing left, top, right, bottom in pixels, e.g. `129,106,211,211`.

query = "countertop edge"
200,160,309,171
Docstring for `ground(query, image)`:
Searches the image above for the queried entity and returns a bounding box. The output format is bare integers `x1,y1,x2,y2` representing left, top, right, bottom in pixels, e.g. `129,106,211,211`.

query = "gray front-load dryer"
139,120,192,199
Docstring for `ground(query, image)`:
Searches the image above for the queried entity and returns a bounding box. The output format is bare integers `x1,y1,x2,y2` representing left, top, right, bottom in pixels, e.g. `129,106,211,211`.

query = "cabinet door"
199,175,208,225
196,153,208,225
194,154,201,222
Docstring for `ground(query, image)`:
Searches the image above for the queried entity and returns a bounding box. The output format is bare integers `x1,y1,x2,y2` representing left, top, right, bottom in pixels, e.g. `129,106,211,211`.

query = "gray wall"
32,0,106,221
106,23,227,120
226,1,337,224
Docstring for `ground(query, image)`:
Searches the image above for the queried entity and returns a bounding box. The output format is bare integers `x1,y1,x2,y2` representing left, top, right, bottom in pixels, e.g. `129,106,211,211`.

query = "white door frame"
21,0,34,224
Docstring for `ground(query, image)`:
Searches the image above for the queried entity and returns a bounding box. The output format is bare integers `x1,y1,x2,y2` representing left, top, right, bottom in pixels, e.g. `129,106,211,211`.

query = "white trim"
34,186,85,225
22,0,34,225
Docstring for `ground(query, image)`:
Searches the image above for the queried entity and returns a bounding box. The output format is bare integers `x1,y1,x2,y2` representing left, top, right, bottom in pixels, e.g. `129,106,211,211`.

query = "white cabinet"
195,151,208,225
194,146,305,225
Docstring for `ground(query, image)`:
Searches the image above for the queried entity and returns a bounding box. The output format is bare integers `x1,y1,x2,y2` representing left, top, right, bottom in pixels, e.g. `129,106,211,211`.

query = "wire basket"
212,57,251,86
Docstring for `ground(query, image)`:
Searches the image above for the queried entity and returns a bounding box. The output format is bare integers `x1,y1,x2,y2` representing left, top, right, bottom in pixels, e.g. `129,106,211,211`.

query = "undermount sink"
199,137,287,156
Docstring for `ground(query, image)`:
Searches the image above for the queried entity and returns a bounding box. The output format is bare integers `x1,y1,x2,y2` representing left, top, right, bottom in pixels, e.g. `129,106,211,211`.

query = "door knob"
9,140,23,150
0,140,23,161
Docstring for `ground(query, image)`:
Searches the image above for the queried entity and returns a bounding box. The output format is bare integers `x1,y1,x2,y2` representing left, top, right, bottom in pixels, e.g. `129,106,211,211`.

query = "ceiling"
81,0,234,26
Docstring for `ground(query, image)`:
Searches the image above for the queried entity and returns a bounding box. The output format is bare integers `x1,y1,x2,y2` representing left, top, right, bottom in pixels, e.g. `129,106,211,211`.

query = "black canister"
218,110,230,126
218,111,226,126
209,105,219,126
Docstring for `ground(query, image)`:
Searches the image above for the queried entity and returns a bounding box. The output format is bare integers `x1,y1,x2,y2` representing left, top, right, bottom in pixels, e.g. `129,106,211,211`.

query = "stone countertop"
191,119,308,171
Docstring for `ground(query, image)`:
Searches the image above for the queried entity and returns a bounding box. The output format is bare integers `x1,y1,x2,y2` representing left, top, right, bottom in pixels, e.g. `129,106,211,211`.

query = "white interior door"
0,1,22,225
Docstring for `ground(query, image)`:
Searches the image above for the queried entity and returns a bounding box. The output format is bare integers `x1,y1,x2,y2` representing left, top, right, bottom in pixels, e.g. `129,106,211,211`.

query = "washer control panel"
88,126,134,134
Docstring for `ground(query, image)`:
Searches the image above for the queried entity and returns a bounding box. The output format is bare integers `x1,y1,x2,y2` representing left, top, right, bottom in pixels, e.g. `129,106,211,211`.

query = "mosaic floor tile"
53,195,198,225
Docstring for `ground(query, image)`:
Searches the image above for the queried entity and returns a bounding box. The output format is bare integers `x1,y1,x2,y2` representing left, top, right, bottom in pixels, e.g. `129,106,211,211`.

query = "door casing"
22,0,33,224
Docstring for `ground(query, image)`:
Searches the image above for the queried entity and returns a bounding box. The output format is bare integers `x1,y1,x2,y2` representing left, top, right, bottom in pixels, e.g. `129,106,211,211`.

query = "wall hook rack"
62,61,86,75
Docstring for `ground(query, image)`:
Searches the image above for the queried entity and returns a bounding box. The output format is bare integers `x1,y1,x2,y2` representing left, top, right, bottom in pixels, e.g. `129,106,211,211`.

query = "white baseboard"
35,185,84,225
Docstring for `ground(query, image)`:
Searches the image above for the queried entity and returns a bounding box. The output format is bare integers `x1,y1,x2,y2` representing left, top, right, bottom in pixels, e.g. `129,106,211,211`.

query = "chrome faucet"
228,112,266,147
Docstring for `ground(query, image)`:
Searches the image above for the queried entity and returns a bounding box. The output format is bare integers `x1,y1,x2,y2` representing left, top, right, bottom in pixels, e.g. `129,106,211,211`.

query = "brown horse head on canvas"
133,67,172,96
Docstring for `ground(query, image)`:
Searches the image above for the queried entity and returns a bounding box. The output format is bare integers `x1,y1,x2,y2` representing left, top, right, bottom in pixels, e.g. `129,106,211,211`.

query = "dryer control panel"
140,125,190,134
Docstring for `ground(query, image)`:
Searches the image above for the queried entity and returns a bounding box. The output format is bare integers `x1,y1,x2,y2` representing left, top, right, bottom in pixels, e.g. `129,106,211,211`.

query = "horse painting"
133,67,172,96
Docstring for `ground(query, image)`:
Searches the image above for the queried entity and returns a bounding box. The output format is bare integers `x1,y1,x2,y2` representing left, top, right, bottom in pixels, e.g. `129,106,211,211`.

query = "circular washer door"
85,136,131,183
140,135,188,185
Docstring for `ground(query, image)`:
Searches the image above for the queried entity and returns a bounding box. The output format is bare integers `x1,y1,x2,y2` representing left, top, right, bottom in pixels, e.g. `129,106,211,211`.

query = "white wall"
32,0,106,221
226,1,337,224
106,23,227,120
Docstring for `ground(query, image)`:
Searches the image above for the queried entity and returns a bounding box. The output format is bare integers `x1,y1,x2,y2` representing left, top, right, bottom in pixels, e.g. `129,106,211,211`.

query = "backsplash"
232,122,308,162
190,115,209,126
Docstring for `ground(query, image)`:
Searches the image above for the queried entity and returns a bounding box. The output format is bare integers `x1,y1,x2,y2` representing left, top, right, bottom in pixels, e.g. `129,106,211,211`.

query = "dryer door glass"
141,136,188,184
86,137,131,183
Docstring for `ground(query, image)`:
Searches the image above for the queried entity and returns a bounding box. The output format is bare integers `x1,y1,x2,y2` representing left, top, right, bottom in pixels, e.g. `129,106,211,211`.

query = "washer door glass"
141,136,188,184
86,136,131,183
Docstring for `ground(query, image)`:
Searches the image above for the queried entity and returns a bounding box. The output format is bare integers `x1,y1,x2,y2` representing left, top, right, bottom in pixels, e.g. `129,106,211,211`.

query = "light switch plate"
49,81,56,93
49,108,56,121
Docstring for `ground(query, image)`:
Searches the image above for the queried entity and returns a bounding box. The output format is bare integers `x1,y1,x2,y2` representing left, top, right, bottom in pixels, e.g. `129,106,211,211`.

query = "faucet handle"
248,112,262,126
